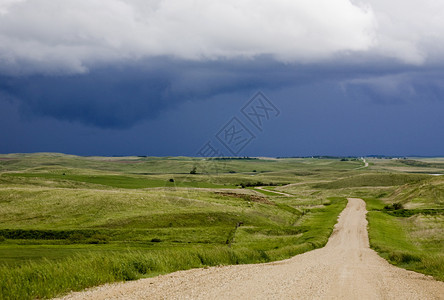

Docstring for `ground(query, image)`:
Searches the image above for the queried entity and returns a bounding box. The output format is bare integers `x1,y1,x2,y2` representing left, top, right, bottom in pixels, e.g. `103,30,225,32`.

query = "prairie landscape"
2,1,444,299
0,153,443,299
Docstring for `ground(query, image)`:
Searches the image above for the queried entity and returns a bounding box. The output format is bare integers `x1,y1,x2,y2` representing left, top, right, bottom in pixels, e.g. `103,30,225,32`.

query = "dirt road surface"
355,158,369,169
58,198,444,300
255,186,293,197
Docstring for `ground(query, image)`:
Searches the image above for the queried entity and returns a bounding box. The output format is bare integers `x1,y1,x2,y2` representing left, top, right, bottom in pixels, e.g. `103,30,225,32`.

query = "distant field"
2,172,232,189
0,153,443,299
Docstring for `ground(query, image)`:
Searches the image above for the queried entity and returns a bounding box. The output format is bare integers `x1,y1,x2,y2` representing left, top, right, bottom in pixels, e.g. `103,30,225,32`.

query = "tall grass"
0,244,313,299
0,198,346,299
0,247,240,299
365,198,444,281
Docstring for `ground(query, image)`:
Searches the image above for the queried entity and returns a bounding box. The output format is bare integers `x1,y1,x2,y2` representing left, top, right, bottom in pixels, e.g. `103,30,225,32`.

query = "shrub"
392,202,404,210
68,233,86,243
384,202,404,210
87,234,109,244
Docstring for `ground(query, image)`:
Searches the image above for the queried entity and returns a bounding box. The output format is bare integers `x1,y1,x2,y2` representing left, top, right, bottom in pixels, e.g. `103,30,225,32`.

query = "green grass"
2,172,232,189
365,198,444,281
385,177,444,209
365,178,444,281
313,173,431,189
0,153,443,299
0,200,347,299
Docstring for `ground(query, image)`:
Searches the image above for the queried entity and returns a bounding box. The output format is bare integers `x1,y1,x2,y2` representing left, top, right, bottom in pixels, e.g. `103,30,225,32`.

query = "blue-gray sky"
1,0,444,156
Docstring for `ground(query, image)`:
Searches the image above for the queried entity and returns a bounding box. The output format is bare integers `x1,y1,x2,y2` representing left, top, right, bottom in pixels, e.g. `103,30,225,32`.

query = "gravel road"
58,198,444,299
254,186,293,197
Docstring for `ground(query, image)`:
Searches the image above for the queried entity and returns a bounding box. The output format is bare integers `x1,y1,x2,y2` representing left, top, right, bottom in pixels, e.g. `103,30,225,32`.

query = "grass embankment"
313,173,431,189
365,197,444,281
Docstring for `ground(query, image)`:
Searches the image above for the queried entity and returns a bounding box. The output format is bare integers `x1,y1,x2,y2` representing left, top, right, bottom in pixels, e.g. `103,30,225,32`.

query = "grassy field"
364,175,444,281
0,154,443,299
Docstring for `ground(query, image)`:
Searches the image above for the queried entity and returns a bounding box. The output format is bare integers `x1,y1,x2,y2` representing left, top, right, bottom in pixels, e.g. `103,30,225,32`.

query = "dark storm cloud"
1,66,170,128
1,58,443,129
0,0,443,156
0,58,309,128
1,1,443,132
342,70,444,105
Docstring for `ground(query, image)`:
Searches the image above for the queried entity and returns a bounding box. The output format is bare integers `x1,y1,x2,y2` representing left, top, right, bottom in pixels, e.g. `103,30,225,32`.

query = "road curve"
356,158,369,169
254,186,293,197
58,198,444,300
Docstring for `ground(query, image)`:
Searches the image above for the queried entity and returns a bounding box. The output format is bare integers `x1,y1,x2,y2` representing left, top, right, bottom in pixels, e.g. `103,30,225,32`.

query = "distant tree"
190,167,197,174
392,202,404,210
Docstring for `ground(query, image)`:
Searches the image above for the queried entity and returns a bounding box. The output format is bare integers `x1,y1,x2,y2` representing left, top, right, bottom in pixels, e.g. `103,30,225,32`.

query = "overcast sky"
1,0,443,156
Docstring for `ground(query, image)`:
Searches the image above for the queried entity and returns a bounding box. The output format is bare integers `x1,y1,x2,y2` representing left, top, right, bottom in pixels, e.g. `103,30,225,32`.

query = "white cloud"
366,0,444,65
0,0,443,74
0,0,376,74
0,0,24,15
